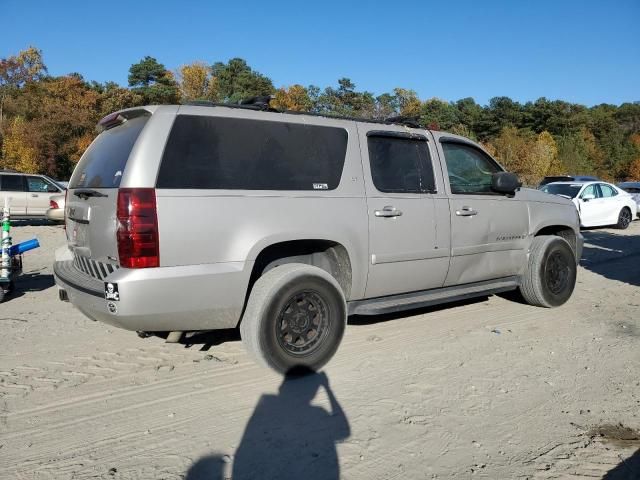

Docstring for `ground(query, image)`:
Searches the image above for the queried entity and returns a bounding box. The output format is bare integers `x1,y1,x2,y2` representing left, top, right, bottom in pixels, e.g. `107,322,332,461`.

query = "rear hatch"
66,111,150,280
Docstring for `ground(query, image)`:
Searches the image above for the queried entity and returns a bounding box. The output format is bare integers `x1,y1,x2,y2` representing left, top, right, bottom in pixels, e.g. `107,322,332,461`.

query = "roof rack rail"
384,115,421,128
181,99,426,129
0,169,17,173
183,100,217,107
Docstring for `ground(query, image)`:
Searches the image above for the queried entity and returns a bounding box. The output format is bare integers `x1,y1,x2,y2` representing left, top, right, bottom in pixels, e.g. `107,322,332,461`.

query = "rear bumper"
46,208,64,221
54,260,251,331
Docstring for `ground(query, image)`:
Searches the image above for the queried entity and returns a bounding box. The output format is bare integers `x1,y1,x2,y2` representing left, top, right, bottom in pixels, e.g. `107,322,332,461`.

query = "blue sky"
3,0,639,106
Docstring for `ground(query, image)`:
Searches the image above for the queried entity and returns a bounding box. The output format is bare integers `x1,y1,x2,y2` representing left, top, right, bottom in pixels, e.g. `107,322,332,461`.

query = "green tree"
210,58,274,103
420,98,460,131
128,56,178,104
315,78,376,118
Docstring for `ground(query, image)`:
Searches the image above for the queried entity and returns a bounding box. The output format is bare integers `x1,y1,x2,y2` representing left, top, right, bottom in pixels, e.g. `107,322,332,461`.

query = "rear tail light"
50,199,60,209
116,188,159,268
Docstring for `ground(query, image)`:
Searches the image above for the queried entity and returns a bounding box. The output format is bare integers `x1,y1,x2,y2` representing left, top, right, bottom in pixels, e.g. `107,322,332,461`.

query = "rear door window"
157,115,348,190
69,115,149,189
599,184,617,197
0,175,25,191
367,135,435,193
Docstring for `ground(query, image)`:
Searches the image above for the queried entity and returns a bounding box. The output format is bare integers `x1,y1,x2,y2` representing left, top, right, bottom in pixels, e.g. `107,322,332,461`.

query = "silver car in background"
617,181,640,218
0,171,66,218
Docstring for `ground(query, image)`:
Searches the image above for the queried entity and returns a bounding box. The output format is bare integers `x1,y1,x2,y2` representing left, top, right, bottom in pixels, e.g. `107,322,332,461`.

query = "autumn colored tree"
529,131,563,182
1,116,39,172
177,62,219,102
394,88,421,117
272,85,312,111
96,81,144,116
487,126,531,175
0,46,47,131
1,46,639,183
627,157,640,181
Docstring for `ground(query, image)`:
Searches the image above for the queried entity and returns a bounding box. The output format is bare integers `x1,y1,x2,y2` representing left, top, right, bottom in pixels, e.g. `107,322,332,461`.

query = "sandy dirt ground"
1,221,639,480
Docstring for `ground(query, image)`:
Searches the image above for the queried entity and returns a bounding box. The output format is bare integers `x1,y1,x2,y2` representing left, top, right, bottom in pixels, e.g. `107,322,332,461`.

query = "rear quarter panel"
154,109,369,301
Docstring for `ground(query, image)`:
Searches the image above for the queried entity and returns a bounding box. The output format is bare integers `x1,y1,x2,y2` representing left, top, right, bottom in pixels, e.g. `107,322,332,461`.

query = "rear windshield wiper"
73,189,108,199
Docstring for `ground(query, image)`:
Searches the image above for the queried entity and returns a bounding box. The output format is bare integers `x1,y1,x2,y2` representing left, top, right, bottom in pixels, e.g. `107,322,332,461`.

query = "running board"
348,276,520,316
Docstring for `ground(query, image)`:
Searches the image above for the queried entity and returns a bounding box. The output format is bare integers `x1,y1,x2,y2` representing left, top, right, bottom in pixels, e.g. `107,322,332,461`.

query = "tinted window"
367,135,435,193
599,184,617,197
69,115,149,189
157,116,348,190
0,175,24,192
441,142,501,194
541,183,582,198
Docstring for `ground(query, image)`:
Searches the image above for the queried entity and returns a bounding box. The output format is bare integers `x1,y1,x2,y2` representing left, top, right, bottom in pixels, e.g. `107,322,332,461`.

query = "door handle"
31,194,39,197
455,206,478,216
374,206,403,218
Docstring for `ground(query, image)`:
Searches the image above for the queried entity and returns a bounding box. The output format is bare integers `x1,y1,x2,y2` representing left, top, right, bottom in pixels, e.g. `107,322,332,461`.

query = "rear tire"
616,207,632,230
520,236,576,308
240,263,347,373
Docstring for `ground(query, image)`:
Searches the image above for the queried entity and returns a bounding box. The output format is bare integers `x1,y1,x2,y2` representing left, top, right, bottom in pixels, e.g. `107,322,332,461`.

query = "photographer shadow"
186,368,350,480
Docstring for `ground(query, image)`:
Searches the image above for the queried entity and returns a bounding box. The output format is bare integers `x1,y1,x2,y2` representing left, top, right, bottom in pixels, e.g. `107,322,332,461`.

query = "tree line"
1,46,639,184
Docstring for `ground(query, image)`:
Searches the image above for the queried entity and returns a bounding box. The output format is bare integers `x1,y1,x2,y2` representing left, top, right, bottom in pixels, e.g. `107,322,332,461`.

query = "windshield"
541,183,582,198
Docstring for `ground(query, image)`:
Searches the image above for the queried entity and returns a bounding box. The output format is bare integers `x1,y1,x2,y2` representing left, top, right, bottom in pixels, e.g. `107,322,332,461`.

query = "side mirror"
491,172,522,195
582,193,595,201
48,185,59,193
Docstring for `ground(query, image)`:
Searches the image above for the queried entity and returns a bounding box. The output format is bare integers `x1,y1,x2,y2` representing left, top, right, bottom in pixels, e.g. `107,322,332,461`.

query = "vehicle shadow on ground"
580,229,640,287
8,219,57,227
175,297,491,351
603,448,640,479
185,369,350,480
2,272,55,301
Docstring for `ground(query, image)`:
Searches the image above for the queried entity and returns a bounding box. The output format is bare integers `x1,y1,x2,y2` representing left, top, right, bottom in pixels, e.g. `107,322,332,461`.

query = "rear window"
69,115,149,189
157,115,348,190
541,183,582,198
0,175,25,191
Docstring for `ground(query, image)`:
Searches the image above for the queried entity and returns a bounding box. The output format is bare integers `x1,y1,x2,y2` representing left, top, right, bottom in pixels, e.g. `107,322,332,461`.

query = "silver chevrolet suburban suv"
54,103,583,373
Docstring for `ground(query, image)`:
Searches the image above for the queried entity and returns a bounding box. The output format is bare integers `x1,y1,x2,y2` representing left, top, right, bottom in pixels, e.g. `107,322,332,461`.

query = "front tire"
520,236,577,308
240,263,347,373
616,207,632,230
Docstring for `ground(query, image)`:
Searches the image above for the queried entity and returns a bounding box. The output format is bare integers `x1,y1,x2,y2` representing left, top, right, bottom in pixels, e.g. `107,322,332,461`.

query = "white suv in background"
0,170,66,219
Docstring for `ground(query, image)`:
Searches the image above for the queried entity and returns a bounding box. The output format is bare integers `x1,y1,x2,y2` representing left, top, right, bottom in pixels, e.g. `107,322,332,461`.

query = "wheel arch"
534,225,577,259
239,239,353,326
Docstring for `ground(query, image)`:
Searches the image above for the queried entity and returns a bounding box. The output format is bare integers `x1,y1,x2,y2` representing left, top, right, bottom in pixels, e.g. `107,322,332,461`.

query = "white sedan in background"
541,181,637,229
